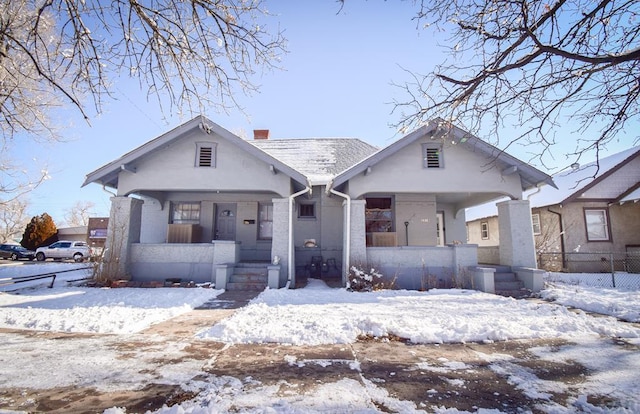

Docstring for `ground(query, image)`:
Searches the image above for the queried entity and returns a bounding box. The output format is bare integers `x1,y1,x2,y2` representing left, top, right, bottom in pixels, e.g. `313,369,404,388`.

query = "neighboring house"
56,226,88,242
83,116,554,292
87,217,109,253
55,218,109,254
467,146,640,273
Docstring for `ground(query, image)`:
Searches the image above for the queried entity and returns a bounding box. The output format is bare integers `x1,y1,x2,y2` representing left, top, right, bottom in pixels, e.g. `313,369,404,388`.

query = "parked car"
35,241,91,262
0,244,36,261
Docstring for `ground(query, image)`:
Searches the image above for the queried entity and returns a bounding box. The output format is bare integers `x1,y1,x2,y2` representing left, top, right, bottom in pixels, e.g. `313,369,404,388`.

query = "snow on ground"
0,262,222,334
2,263,640,413
198,279,640,345
541,283,640,322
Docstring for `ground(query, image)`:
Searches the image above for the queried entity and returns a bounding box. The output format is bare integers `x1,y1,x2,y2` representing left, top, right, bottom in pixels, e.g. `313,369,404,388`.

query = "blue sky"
14,0,635,225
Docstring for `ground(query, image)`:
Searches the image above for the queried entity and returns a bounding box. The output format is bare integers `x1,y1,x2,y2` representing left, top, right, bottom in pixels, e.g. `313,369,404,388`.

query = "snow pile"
541,283,640,322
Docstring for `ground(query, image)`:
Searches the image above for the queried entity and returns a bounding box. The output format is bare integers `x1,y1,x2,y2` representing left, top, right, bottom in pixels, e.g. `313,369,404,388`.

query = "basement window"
422,144,443,168
195,142,217,168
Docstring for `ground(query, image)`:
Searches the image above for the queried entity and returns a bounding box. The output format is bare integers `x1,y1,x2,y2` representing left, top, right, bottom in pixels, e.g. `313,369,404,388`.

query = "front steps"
225,262,269,291
489,265,532,298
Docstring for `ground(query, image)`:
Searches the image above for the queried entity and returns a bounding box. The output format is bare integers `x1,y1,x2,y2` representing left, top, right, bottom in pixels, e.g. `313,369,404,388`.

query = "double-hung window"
531,213,541,235
584,208,610,241
259,204,273,240
480,221,489,240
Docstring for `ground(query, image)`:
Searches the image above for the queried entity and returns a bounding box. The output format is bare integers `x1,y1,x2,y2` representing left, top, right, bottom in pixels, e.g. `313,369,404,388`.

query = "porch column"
103,196,143,280
349,199,367,267
271,198,290,288
497,199,536,268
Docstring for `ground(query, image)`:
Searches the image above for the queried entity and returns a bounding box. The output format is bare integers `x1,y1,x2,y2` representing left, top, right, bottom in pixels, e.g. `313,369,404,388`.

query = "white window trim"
480,221,489,240
584,208,610,241
532,213,541,235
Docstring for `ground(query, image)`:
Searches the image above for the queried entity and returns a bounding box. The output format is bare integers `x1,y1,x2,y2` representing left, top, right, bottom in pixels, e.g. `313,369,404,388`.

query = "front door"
215,203,236,240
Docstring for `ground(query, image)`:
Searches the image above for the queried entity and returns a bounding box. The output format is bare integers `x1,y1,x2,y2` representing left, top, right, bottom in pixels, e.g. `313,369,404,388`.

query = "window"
422,144,443,168
584,208,610,241
195,142,217,167
171,202,201,224
531,213,541,235
259,204,273,240
298,203,316,218
365,197,393,246
480,221,489,240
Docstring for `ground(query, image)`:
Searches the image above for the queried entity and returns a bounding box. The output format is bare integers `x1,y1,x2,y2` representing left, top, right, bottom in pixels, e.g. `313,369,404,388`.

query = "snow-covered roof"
526,145,640,208
252,138,379,186
619,186,640,204
465,145,640,221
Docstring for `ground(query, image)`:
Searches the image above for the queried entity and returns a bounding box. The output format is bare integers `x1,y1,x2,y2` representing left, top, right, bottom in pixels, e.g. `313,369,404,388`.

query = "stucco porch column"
271,198,290,287
497,199,536,268
349,199,367,269
104,196,143,280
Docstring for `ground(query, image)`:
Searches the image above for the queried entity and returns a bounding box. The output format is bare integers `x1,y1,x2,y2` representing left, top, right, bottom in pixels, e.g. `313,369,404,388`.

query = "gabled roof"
527,145,640,207
82,116,309,189
331,118,556,191
465,145,640,221
252,138,379,186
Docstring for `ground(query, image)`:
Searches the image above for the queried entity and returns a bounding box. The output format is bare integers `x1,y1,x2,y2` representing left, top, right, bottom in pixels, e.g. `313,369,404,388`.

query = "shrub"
347,265,397,291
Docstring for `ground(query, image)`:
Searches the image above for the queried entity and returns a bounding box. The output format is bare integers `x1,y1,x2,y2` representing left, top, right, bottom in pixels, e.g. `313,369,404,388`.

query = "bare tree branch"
394,0,640,167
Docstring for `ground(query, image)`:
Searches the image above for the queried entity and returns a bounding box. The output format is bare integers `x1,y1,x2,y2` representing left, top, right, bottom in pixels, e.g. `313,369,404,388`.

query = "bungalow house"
466,145,640,273
83,116,554,292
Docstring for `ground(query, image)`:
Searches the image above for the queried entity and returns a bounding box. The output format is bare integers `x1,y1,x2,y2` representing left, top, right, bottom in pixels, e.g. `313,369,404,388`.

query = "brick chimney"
253,129,269,140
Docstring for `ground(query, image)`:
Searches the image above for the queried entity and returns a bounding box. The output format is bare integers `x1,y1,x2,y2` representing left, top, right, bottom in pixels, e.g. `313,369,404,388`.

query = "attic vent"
196,142,217,168
422,144,442,168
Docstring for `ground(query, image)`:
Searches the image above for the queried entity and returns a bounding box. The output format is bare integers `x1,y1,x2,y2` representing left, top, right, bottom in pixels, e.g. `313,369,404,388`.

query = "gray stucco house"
467,145,640,273
83,116,554,292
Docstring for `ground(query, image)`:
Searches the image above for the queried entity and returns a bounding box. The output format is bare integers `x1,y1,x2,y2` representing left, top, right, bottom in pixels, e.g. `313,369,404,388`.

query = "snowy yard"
1,262,639,413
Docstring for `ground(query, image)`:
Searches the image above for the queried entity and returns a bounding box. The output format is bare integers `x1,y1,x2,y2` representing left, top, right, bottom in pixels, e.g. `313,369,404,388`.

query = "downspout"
328,187,351,282
287,186,311,287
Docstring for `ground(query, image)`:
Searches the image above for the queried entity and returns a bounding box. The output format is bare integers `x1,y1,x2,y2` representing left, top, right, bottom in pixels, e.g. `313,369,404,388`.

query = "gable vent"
425,147,441,168
198,147,213,167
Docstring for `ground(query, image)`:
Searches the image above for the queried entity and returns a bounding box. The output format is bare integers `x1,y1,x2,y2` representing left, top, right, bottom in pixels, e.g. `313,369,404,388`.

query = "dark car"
0,244,36,261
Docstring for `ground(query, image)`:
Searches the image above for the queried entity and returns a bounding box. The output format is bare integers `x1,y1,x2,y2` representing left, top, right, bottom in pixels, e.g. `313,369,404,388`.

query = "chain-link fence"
538,251,640,288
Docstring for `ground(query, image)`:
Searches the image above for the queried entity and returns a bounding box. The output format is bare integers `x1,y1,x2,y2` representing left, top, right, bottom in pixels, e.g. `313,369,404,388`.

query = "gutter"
287,186,311,288
329,187,351,282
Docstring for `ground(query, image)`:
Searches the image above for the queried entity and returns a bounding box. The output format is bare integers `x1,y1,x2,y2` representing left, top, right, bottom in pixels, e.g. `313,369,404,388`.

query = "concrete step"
494,272,517,282
227,263,268,291
225,281,267,291
495,289,533,299
495,280,525,291
229,273,268,283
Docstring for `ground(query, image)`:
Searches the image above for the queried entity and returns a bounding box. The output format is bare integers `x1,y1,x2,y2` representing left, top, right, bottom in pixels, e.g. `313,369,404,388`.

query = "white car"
35,241,91,263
